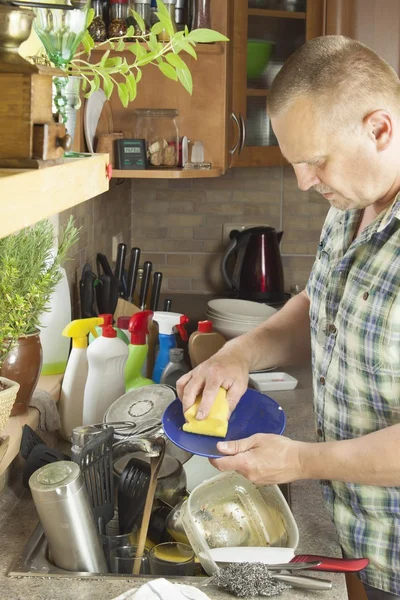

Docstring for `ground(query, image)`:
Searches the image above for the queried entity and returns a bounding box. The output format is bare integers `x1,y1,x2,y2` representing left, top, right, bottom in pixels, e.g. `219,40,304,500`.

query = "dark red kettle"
220,226,285,304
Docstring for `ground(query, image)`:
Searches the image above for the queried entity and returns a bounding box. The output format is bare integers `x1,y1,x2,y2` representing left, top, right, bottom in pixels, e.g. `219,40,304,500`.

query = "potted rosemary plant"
0,217,79,422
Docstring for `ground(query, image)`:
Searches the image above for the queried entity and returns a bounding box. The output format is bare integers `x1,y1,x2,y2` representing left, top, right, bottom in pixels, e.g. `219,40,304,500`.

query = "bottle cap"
129,310,153,345
102,325,117,338
198,320,213,334
169,348,184,362
117,316,130,330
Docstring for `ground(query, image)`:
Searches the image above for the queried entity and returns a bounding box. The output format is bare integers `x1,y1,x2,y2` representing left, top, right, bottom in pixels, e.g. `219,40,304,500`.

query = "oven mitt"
182,387,229,438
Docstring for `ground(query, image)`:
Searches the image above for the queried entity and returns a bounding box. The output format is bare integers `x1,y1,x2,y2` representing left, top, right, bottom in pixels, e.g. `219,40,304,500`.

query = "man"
177,36,400,600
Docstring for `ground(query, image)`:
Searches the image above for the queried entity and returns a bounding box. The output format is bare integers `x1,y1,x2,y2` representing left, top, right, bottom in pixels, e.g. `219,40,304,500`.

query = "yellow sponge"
182,387,229,438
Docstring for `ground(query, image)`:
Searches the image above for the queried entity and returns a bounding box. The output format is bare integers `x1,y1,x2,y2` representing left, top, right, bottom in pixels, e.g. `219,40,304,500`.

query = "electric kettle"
220,226,285,303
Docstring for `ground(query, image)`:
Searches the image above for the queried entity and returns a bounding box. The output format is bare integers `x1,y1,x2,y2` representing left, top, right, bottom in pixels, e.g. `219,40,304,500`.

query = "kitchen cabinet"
86,2,231,179
325,0,400,73
229,0,324,167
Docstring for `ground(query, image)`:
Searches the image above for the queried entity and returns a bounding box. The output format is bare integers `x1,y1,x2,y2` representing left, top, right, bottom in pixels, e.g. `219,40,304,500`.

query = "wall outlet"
222,222,271,245
112,232,124,262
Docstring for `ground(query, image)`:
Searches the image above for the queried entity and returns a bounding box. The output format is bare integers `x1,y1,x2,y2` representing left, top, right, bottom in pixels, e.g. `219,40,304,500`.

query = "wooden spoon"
132,437,166,575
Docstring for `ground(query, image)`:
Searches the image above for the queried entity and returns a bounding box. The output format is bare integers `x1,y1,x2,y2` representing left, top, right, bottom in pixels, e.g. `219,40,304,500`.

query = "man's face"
271,96,390,211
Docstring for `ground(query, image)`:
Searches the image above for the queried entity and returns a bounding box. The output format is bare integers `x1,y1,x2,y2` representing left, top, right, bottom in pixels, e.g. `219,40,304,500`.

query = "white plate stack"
206,298,277,340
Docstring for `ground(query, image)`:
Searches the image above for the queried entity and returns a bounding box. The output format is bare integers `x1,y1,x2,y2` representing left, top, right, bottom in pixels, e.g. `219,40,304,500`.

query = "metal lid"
114,451,181,479
29,461,83,500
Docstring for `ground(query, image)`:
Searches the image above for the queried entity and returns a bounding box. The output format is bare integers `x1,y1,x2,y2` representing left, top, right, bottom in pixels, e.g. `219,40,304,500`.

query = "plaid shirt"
307,193,400,594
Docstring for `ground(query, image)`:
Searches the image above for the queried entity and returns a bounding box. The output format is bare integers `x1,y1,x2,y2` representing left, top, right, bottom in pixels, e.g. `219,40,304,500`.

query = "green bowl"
246,40,274,79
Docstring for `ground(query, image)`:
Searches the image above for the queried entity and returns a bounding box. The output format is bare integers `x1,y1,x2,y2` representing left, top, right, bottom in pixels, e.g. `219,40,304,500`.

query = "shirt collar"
377,191,400,232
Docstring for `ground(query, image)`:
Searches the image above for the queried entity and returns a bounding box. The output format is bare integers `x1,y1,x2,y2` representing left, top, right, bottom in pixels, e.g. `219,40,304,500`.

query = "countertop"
0,364,349,600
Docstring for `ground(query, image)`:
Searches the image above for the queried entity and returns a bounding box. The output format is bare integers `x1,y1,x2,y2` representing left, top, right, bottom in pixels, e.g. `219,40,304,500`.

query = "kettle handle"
221,234,238,290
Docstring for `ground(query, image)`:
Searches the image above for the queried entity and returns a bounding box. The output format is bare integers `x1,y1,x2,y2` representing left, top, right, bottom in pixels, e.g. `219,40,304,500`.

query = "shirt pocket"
337,284,397,375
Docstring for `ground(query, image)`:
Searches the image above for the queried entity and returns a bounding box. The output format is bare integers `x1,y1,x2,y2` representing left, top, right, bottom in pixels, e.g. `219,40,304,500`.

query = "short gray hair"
268,35,400,125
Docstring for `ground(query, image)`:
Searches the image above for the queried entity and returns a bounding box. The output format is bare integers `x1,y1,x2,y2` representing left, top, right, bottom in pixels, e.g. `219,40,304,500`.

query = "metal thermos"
29,461,108,573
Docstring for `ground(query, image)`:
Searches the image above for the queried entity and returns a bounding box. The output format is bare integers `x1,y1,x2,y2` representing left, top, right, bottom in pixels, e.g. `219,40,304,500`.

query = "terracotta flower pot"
0,330,43,416
0,377,20,434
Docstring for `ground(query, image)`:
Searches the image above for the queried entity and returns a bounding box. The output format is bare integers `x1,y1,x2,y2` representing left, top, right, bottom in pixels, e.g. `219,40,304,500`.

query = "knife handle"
150,272,163,311
291,555,369,572
163,298,172,312
139,261,153,310
127,247,141,302
115,243,127,290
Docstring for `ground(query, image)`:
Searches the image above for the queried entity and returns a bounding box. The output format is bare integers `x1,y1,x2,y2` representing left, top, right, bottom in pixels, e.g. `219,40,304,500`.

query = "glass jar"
108,0,128,38
131,0,151,36
157,0,177,42
88,0,107,42
134,108,179,168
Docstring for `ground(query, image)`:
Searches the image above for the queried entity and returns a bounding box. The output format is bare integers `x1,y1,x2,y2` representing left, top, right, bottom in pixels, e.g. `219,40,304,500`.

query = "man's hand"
176,350,250,420
210,434,306,485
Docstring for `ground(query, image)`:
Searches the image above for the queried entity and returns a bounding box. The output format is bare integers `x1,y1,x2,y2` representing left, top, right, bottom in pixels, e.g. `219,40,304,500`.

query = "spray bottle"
58,317,103,441
82,314,129,425
125,310,154,392
152,312,189,384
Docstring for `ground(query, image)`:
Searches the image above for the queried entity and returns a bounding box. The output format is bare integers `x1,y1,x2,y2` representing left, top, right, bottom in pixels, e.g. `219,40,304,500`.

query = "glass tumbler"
148,542,195,576
110,545,150,575
101,526,138,571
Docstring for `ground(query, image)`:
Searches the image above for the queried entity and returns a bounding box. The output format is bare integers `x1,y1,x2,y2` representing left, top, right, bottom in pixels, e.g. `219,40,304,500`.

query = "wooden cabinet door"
229,0,324,168
326,0,400,73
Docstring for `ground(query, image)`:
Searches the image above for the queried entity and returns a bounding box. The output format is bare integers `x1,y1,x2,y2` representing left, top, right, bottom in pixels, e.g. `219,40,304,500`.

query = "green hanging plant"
68,0,229,107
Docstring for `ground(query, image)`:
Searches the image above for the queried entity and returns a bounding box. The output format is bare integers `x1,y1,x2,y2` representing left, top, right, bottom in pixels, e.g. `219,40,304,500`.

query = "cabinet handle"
239,114,246,155
230,112,241,155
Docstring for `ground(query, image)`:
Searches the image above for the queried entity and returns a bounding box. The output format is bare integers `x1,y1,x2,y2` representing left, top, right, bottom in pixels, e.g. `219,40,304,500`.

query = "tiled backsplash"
60,166,329,317
131,166,328,294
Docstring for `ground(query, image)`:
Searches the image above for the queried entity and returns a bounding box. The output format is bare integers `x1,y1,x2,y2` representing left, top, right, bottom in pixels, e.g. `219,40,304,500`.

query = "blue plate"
162,388,286,459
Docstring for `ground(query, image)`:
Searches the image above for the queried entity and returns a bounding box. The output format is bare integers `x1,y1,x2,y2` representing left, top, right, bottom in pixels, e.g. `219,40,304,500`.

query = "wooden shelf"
113,167,223,179
89,41,224,55
0,153,109,238
247,88,269,96
248,8,306,19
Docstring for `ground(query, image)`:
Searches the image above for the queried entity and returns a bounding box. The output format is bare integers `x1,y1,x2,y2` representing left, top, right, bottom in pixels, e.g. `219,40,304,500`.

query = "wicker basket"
0,377,20,435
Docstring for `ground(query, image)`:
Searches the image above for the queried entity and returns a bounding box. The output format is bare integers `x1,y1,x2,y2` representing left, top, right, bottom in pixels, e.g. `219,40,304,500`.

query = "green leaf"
86,7,95,27
125,73,137,102
127,41,147,58
83,76,98,98
136,68,142,83
81,31,95,54
173,38,197,58
187,28,229,43
93,73,100,90
81,77,89,92
184,24,189,36
165,52,187,70
158,62,178,81
155,13,174,38
117,82,129,107
116,38,125,52
151,21,164,35
99,49,110,67
126,25,135,38
102,74,114,99
155,0,170,20
131,9,145,33
177,66,193,94
147,32,160,53
136,50,158,66
120,59,130,74
104,56,123,68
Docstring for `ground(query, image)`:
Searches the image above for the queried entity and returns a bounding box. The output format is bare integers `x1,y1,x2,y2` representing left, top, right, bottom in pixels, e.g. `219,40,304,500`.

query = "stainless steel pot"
113,451,187,507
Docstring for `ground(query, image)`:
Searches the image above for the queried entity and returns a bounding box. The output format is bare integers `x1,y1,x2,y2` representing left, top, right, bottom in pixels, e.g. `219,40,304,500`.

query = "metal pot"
113,451,187,507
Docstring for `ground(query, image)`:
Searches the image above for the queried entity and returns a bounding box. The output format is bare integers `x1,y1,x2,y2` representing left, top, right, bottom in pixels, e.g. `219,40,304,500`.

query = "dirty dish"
162,388,286,459
180,471,299,576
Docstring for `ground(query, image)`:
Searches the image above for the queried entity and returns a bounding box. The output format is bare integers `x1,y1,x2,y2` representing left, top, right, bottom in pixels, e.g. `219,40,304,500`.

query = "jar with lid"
88,0,107,42
108,0,128,38
157,0,177,42
134,109,179,168
127,0,151,36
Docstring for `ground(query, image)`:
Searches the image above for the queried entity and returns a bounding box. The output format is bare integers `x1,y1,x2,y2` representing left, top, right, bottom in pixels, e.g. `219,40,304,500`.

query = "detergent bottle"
125,310,154,392
152,312,189,384
58,317,103,441
82,314,129,425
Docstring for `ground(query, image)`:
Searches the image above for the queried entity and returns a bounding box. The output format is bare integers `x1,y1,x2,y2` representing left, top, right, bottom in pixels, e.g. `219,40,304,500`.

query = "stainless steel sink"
8,483,291,579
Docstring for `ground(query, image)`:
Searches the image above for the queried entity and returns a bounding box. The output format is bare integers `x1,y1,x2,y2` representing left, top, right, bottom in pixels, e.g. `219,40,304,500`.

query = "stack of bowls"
206,299,277,340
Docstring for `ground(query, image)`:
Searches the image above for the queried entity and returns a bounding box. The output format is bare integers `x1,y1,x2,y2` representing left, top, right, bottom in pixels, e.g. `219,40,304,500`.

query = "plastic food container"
181,471,299,575
249,372,299,392
134,108,179,168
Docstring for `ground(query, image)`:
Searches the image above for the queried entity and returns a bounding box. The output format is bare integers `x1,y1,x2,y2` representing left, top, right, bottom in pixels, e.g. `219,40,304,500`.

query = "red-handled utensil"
290,555,369,572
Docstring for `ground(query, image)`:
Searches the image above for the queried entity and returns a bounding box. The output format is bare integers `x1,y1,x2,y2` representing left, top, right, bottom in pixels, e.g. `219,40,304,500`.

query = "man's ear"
364,110,393,152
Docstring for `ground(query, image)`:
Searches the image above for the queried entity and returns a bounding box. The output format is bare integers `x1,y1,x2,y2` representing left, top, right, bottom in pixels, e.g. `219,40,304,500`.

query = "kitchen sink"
8,483,291,580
